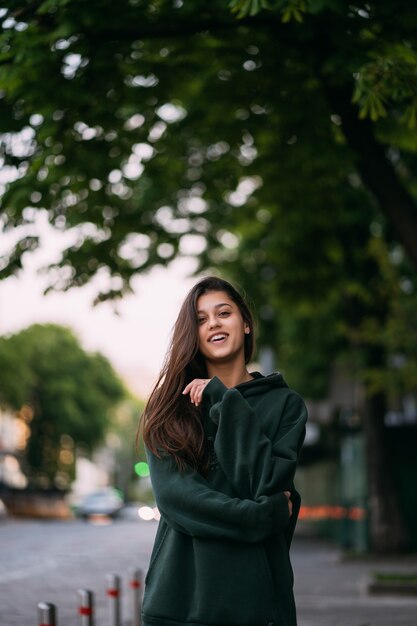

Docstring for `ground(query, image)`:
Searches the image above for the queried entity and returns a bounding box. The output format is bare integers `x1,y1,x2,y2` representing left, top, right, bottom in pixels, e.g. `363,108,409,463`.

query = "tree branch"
324,82,417,270
10,1,44,20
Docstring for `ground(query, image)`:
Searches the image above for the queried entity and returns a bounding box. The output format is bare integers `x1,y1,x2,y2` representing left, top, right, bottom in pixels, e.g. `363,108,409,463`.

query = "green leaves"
353,46,417,125
229,0,269,18
355,89,387,122
2,0,417,316
0,325,126,486
37,0,73,14
280,0,307,23
228,0,307,21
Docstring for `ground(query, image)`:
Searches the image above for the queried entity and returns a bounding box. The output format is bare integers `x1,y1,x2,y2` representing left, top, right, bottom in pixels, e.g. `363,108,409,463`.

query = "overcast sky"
0,214,200,397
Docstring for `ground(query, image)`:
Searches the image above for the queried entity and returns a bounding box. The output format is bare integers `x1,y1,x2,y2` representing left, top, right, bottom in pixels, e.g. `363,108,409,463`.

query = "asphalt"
292,529,417,626
0,516,416,625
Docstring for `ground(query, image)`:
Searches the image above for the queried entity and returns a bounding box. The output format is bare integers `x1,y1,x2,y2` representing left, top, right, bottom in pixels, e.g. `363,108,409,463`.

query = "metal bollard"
129,568,143,626
38,602,57,626
106,573,121,626
77,589,94,626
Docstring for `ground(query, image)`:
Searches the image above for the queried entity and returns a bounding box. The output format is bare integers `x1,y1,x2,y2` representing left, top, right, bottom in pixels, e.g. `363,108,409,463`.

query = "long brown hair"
141,276,255,472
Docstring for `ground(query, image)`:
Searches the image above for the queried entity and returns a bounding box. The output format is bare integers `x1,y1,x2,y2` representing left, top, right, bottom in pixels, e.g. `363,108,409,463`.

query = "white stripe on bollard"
38,602,57,626
106,573,121,626
77,589,94,626
129,568,143,626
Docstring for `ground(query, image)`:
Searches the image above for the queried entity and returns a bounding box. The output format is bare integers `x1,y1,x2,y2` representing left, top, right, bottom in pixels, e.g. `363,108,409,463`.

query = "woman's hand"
183,378,211,406
284,491,293,517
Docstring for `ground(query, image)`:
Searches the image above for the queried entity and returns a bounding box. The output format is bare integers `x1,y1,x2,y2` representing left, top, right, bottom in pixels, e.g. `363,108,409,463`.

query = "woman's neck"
206,361,253,388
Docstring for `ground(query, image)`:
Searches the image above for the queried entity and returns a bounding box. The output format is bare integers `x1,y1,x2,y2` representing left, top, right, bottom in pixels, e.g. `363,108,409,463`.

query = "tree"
0,324,126,487
214,187,417,552
1,0,417,550
107,394,145,500
1,1,417,295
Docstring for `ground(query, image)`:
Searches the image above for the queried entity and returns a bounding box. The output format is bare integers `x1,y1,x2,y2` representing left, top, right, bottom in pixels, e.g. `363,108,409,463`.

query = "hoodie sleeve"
147,448,290,543
203,376,307,501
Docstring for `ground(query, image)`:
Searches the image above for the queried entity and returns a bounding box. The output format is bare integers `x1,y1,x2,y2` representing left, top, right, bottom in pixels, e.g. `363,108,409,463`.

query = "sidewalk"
1,517,415,626
292,532,417,626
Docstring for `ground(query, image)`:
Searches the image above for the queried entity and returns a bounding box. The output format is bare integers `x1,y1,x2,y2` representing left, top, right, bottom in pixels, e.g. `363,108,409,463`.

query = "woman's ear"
244,325,250,334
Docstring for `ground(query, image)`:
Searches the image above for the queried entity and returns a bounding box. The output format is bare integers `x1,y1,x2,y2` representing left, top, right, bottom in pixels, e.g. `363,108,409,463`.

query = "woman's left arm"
202,377,307,501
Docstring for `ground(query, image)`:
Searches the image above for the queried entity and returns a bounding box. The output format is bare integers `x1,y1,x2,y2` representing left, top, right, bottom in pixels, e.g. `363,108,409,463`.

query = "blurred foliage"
217,186,417,398
108,394,146,499
0,324,126,487
1,1,417,396
1,0,417,549
2,1,417,298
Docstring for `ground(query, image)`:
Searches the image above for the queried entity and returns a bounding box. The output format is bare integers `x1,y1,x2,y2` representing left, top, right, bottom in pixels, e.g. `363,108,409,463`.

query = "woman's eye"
219,311,230,317
198,318,206,324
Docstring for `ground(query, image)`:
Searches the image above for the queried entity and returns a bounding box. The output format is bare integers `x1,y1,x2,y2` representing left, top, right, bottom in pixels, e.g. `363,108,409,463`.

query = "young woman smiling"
141,276,308,626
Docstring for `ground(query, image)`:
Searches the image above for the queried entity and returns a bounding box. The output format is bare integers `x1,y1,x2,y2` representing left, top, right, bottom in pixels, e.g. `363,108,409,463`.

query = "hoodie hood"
235,371,289,398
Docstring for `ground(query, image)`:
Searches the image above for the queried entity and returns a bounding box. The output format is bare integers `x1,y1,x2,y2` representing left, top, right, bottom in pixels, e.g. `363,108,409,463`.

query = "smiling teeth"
210,334,226,342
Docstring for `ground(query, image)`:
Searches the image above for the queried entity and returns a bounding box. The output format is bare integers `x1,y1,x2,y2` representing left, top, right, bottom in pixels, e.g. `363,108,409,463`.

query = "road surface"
0,516,416,625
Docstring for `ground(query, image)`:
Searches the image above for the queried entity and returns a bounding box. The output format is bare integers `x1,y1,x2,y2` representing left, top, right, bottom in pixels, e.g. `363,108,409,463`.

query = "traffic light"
134,461,150,477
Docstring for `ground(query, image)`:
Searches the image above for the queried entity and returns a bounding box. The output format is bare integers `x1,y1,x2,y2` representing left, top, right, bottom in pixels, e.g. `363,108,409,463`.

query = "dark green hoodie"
142,372,308,626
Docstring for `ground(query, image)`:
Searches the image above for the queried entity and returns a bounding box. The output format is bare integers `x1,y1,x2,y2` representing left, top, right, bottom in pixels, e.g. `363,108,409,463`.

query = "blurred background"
1,0,417,561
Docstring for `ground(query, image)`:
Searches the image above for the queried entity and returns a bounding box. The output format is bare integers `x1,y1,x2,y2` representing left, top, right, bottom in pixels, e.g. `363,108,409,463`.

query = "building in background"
0,405,29,489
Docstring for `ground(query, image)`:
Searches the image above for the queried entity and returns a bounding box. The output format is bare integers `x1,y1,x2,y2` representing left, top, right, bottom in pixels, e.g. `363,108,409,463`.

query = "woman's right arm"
147,449,290,543
202,378,307,501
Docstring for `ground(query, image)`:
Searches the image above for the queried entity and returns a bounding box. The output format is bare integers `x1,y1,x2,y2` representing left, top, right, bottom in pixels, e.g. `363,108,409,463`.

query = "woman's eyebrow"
197,303,232,314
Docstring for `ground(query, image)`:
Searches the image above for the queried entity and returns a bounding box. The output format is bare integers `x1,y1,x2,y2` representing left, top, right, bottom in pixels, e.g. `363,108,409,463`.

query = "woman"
141,276,307,626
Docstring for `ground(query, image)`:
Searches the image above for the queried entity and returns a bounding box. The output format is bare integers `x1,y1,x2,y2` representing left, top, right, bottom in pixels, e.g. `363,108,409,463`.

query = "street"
293,533,417,626
0,515,156,626
0,517,416,626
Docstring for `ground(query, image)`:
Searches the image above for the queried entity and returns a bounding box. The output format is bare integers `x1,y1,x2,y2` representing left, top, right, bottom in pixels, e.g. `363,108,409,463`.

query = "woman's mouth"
209,333,228,344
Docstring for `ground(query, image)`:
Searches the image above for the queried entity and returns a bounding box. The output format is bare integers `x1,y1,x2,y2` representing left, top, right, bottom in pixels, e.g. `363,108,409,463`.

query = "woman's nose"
208,317,220,329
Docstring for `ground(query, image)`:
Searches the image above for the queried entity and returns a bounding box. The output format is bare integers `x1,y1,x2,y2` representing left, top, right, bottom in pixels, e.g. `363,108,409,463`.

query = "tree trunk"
320,82,417,272
318,75,416,551
363,389,409,552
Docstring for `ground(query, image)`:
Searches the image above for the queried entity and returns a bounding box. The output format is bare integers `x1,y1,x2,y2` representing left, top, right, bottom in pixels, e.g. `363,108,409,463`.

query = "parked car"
76,488,124,519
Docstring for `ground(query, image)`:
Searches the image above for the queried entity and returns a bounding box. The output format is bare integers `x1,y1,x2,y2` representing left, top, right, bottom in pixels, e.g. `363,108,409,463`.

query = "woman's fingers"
191,384,203,405
283,491,293,516
182,379,210,406
182,381,194,394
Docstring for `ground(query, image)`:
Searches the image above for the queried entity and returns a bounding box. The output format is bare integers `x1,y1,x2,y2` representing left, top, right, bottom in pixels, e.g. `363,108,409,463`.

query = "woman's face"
196,290,249,364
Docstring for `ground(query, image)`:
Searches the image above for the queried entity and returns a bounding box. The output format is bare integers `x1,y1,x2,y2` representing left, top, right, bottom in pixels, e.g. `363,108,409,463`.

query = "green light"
135,461,150,477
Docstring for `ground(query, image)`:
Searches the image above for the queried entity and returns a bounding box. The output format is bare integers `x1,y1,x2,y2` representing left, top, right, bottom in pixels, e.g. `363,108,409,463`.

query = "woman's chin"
204,347,243,364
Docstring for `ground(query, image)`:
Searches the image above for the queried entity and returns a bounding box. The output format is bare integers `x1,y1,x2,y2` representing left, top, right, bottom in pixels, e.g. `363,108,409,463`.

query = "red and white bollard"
106,573,121,626
77,589,94,626
129,568,143,626
38,602,57,626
